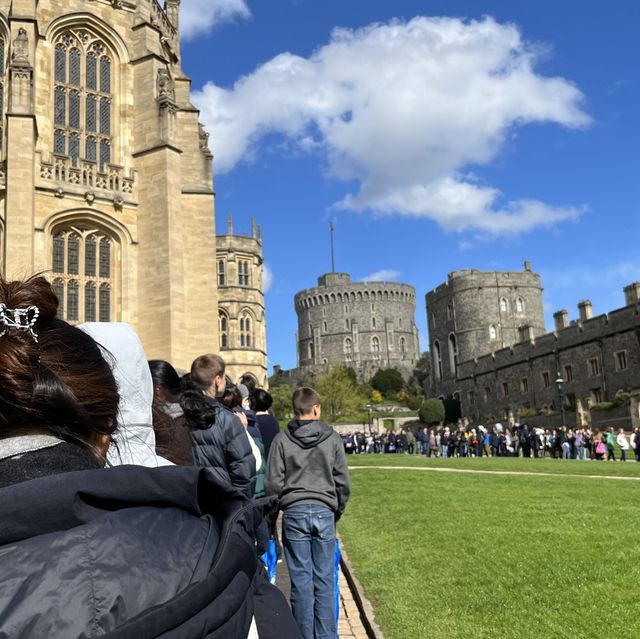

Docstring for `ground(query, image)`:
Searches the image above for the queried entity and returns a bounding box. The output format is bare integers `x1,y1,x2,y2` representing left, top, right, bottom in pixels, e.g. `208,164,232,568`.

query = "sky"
179,0,640,373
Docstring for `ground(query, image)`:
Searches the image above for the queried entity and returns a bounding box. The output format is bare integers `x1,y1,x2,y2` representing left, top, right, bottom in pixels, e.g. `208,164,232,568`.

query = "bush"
419,398,445,426
370,368,405,398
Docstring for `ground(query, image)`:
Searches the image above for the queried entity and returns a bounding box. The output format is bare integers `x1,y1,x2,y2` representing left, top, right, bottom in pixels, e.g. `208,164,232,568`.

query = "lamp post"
555,374,566,427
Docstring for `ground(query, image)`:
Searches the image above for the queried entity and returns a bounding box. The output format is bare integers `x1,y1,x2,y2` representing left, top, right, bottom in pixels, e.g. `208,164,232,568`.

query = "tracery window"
219,310,229,349
217,260,226,287
51,226,116,323
500,297,509,313
53,30,113,169
516,297,525,313
239,310,253,347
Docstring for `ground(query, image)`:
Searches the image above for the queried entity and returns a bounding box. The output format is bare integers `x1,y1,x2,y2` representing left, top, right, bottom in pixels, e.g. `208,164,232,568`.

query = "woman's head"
148,359,181,403
0,274,119,457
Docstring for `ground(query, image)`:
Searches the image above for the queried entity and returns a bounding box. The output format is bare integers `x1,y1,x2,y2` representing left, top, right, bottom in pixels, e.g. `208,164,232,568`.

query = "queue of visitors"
1,273,352,639
341,424,640,461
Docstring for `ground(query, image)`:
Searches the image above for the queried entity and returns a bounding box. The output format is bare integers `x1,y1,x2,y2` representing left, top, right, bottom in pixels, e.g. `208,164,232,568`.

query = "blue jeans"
283,504,336,639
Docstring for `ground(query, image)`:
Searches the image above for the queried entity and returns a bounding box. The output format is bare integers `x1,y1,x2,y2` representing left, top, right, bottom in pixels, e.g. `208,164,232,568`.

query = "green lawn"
339,457,640,639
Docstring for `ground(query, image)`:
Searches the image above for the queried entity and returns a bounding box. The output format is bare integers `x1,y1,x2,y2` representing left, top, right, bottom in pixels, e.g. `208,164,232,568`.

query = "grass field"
339,455,640,639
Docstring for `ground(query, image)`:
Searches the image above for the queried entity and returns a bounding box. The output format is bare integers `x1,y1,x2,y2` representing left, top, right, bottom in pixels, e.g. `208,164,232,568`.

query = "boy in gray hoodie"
265,387,350,639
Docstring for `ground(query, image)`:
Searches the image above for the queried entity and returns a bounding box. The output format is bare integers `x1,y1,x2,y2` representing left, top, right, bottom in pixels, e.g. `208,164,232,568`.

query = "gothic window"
434,340,443,380
308,341,315,360
399,337,406,353
239,311,253,347
489,324,498,340
371,336,380,357
217,260,226,286
53,31,113,169
49,226,116,323
516,297,525,313
448,333,458,377
500,297,509,313
447,302,454,321
219,310,229,349
238,260,250,286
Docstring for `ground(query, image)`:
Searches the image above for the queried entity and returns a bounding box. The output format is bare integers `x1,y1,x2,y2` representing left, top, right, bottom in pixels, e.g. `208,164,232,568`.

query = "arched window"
500,297,508,313
344,337,353,361
447,302,454,320
54,30,113,170
308,341,315,360
217,260,226,286
371,336,380,357
219,310,229,349
239,310,253,347
448,333,458,376
489,324,498,340
516,297,525,313
399,337,406,353
51,225,116,323
434,340,442,380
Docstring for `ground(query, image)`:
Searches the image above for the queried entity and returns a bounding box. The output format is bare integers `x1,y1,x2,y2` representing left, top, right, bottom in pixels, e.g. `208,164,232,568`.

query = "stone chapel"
0,0,262,374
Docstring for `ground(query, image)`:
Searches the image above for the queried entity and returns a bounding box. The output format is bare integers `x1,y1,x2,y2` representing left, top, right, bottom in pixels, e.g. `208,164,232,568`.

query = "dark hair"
239,374,257,395
0,274,119,456
148,359,181,401
251,388,273,412
292,387,321,417
191,354,225,390
220,383,242,411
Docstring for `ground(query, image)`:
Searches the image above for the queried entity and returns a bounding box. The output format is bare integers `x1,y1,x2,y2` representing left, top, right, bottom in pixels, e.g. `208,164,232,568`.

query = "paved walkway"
275,530,370,639
349,464,640,481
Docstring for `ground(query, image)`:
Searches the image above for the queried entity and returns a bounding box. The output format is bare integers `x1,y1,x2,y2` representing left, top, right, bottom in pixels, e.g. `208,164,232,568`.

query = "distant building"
292,272,420,382
426,261,545,399
216,215,268,387
426,263,640,429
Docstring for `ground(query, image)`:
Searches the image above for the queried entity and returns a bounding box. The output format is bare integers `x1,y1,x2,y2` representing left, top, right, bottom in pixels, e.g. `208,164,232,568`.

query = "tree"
269,381,295,422
411,352,432,396
419,398,445,426
314,365,367,422
370,368,404,399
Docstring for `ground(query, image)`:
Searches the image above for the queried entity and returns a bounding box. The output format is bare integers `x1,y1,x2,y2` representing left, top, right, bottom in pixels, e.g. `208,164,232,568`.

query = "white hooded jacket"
79,323,172,467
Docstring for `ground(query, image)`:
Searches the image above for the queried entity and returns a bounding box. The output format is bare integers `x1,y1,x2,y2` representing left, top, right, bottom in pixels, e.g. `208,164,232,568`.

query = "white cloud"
180,0,250,41
192,16,591,235
359,269,401,282
262,263,273,292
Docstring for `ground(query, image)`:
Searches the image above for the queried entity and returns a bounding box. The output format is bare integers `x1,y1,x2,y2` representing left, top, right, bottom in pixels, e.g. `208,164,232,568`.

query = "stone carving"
11,28,29,65
113,194,124,211
85,191,96,205
199,124,212,156
157,68,175,101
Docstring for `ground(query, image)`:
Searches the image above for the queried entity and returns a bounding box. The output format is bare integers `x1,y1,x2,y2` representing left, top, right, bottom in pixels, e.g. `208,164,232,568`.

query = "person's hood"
79,323,171,467
285,419,334,449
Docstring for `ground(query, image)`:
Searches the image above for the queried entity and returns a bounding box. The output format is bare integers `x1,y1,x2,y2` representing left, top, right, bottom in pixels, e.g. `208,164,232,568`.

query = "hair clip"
0,304,40,343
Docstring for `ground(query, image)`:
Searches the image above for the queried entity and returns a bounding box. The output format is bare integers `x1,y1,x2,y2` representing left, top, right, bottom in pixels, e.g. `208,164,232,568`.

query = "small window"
520,377,529,393
615,351,628,371
238,260,250,286
399,337,406,353
516,298,525,313
308,341,315,360
467,390,475,405
345,319,349,330
542,371,550,388
372,317,376,329
372,336,380,354
591,388,602,404
489,325,497,340
217,260,225,286
502,382,509,397
500,298,508,313
484,386,491,402
447,302,453,320
588,358,599,377
219,311,228,349
323,321,327,333
564,365,573,382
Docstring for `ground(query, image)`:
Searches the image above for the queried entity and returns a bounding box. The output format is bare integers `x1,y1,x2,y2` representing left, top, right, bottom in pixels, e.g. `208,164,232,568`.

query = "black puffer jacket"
0,464,300,639
184,394,256,498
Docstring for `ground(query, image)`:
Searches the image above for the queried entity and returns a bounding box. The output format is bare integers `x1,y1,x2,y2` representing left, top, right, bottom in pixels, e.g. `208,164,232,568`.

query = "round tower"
294,272,419,381
426,262,545,395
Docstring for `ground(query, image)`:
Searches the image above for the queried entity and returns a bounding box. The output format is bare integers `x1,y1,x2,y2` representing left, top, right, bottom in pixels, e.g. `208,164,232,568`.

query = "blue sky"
180,0,639,373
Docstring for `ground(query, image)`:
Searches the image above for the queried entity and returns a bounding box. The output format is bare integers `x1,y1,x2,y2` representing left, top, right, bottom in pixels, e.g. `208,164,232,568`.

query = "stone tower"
0,0,217,371
294,272,420,381
426,261,545,398
216,215,268,387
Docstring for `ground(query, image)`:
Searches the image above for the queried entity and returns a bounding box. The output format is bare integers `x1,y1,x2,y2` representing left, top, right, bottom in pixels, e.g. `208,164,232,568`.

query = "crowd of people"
0,274,349,639
342,424,640,461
